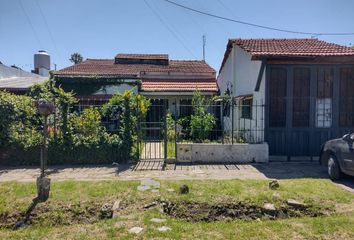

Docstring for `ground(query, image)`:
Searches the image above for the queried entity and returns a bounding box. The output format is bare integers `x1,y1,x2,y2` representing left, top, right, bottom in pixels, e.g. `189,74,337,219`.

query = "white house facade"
218,38,354,161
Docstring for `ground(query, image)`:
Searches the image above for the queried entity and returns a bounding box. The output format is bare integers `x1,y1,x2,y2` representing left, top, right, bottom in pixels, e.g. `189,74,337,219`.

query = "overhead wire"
19,0,43,48
163,0,354,36
34,0,63,63
143,0,198,58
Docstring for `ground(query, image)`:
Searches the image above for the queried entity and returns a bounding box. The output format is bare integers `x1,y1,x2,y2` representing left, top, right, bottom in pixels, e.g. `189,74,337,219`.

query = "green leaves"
102,90,151,161
190,90,216,143
70,107,103,145
0,91,40,148
0,86,151,165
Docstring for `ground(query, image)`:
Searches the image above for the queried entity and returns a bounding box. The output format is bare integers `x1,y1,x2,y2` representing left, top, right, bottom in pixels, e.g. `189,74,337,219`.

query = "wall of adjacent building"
217,44,266,143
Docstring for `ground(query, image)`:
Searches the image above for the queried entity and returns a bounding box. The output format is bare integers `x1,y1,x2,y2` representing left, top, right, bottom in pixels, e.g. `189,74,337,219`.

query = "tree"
69,53,83,64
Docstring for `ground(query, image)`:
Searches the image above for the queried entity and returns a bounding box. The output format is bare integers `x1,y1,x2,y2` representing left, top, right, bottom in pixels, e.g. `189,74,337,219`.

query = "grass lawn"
0,179,353,239
167,141,176,159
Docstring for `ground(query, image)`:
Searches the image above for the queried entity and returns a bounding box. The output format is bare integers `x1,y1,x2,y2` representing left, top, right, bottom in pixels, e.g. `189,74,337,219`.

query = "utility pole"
202,35,206,61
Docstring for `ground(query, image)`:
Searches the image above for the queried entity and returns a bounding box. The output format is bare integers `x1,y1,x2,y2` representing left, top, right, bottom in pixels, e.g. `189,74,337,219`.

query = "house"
0,50,50,94
54,53,218,118
0,63,47,94
217,38,354,161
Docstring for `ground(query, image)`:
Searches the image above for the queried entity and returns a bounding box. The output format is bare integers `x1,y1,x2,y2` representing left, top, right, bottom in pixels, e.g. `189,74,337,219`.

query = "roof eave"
251,55,317,61
54,74,139,79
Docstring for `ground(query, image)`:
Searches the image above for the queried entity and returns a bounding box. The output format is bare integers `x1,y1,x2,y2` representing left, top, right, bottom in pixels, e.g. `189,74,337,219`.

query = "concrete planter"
176,143,268,163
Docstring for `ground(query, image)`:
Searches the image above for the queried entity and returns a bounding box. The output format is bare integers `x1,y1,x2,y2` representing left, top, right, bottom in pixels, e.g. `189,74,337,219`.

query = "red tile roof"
55,59,215,77
115,53,169,60
220,38,354,72
141,78,218,92
233,38,354,57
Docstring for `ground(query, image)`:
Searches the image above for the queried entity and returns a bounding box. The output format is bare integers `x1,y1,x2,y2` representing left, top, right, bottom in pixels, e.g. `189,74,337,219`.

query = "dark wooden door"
266,65,354,161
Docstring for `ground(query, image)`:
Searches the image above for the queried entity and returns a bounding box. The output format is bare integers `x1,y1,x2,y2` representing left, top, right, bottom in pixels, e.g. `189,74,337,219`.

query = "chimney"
32,50,50,77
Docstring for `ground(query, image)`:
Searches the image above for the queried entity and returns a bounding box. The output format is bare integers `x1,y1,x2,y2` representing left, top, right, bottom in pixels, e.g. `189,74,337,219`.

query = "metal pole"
202,35,206,61
255,99,258,143
163,100,168,160
221,100,224,144
43,115,48,176
40,116,48,177
137,97,140,160
174,98,178,159
231,98,234,144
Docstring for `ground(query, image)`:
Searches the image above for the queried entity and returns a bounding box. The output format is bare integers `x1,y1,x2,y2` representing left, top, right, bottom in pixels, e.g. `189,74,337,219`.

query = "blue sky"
1,0,354,72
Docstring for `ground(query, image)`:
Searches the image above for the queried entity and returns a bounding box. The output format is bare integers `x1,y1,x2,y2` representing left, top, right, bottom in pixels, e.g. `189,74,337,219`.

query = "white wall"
93,83,138,95
218,44,266,143
217,47,235,97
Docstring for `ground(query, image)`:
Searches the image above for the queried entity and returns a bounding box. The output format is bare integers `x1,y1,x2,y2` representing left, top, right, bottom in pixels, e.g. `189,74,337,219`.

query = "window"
179,99,193,117
316,68,333,128
293,68,310,127
316,98,332,128
241,97,253,119
339,67,354,127
269,68,287,127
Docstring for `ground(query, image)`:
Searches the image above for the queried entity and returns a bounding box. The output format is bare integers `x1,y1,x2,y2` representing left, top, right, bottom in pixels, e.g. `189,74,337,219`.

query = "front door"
266,65,337,161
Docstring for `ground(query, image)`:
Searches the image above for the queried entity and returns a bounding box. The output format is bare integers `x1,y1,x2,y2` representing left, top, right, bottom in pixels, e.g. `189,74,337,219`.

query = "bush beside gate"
0,82,150,166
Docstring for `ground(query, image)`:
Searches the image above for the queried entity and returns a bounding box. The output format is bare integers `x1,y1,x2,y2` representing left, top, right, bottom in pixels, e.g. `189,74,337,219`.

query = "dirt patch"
335,203,354,214
0,201,104,229
161,201,325,222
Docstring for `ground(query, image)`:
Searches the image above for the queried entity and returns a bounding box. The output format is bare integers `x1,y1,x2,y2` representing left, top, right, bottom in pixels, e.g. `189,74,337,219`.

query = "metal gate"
139,99,168,160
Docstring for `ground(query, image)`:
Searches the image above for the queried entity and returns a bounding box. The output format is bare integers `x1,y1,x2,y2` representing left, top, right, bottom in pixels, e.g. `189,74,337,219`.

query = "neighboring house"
0,50,50,94
0,63,47,94
218,38,354,161
54,53,218,118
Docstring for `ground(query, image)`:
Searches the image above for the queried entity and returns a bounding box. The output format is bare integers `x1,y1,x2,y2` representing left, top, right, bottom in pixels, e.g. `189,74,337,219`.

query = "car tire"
328,155,341,180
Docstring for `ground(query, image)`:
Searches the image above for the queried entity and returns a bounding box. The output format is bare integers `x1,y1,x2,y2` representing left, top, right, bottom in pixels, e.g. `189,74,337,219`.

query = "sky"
1,0,354,73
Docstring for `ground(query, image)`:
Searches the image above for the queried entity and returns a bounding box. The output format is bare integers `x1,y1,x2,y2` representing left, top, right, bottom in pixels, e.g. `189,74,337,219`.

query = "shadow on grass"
13,196,41,229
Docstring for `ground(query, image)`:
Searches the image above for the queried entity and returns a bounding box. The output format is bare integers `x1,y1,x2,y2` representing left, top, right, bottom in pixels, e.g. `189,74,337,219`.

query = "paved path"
1,162,352,193
140,141,164,159
0,162,328,182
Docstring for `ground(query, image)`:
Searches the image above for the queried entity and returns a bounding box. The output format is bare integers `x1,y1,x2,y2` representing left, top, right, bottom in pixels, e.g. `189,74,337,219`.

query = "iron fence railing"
167,100,265,145
0,98,266,165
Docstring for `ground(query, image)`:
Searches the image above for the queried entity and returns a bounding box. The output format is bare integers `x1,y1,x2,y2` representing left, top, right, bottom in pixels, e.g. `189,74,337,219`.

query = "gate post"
163,100,168,160
174,98,178,159
231,98,234,144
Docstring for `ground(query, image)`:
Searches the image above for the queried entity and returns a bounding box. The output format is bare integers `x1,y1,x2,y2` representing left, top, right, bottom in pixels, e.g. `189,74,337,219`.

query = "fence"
0,97,265,165
0,101,138,166
222,99,265,144
166,99,265,145
51,99,265,146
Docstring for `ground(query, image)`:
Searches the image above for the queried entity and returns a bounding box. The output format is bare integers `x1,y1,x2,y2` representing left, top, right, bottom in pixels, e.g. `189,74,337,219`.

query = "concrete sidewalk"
0,162,328,182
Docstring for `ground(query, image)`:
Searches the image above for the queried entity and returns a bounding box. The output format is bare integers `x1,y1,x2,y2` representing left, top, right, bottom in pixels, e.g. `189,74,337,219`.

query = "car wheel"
328,155,341,180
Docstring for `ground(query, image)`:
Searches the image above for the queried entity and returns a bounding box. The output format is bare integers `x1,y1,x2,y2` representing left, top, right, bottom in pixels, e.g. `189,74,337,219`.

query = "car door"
341,133,354,171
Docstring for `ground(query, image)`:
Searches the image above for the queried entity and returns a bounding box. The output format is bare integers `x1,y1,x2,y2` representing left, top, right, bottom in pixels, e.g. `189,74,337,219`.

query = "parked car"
320,133,354,180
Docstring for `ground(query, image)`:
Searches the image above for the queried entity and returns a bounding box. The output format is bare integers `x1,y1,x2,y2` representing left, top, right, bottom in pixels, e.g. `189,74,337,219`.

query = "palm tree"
69,53,83,64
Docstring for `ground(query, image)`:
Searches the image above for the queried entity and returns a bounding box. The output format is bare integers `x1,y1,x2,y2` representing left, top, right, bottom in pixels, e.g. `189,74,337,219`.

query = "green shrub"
70,107,103,145
0,91,41,148
166,112,176,141
190,91,216,143
102,90,150,161
0,86,151,166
